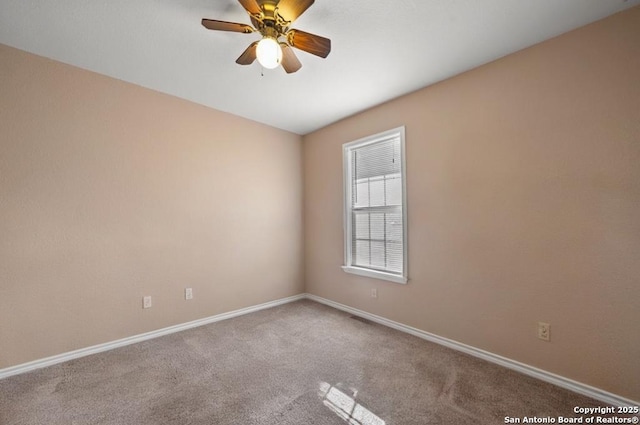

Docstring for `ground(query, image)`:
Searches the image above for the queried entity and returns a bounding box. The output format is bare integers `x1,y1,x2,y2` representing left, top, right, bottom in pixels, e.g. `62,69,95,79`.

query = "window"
342,126,407,284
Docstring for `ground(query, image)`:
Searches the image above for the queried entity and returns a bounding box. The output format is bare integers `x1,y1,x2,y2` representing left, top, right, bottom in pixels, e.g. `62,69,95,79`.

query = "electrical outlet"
185,288,193,300
538,322,550,341
143,296,152,309
371,288,378,299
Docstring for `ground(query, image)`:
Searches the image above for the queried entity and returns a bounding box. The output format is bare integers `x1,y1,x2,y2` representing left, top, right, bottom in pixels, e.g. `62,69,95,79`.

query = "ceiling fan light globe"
256,37,283,69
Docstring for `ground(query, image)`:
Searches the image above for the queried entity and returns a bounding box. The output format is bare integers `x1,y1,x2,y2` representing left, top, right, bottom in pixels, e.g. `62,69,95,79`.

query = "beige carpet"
0,300,616,424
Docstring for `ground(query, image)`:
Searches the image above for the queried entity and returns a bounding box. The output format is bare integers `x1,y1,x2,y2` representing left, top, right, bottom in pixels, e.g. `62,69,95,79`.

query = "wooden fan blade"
238,0,261,15
280,43,302,73
287,29,331,58
201,19,255,33
277,0,314,23
236,41,259,65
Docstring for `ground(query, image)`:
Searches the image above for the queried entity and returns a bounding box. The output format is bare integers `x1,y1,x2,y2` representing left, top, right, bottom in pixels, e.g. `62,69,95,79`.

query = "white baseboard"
0,294,305,380
2,292,636,407
305,293,638,407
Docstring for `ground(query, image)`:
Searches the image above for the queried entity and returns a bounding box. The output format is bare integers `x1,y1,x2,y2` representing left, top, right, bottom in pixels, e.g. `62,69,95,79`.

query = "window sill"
342,266,408,284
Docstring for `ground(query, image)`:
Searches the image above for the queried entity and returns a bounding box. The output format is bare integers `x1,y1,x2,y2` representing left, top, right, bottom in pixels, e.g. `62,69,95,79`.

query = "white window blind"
343,127,407,284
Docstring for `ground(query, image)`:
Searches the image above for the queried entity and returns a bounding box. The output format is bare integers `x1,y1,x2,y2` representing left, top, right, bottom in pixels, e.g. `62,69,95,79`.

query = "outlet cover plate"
538,322,550,341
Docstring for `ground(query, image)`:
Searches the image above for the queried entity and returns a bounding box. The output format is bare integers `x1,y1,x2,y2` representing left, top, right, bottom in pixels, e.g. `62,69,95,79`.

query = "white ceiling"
1,0,638,135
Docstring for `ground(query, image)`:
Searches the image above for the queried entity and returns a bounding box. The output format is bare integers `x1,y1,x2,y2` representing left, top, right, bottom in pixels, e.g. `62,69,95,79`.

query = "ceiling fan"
201,0,331,73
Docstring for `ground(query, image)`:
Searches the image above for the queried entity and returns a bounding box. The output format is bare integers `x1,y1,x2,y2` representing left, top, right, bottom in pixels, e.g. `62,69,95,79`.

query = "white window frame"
342,126,408,284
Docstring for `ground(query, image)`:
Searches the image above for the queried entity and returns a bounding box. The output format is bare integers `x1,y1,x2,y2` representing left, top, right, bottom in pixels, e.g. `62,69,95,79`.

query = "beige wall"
0,44,303,369
303,7,640,401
